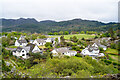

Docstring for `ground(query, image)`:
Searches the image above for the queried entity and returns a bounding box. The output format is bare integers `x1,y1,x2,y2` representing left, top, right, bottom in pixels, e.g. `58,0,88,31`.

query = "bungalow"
81,43,104,57
51,47,77,56
15,39,28,47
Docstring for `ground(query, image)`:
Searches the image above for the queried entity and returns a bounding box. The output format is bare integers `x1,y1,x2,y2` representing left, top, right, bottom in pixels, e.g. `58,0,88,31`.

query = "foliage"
45,42,53,48
26,57,118,78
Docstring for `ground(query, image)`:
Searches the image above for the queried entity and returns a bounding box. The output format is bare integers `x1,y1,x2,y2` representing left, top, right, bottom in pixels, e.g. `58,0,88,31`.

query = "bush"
75,53,82,57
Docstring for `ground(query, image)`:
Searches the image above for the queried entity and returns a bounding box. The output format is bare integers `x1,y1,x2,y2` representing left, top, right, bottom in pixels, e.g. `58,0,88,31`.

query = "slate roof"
87,43,99,52
36,39,46,43
26,43,35,51
16,47,23,52
17,40,27,45
15,46,30,53
54,47,76,53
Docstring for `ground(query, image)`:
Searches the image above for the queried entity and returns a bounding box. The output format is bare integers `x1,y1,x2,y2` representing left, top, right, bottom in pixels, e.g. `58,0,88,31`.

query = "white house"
13,46,30,59
13,44,42,59
33,39,46,46
51,47,77,56
19,35,25,40
33,37,60,46
15,40,28,47
81,43,105,57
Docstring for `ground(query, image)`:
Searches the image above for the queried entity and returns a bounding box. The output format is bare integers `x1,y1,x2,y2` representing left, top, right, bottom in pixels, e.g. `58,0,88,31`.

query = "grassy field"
49,34,96,39
105,48,119,55
38,46,46,48
8,45,17,48
108,54,119,62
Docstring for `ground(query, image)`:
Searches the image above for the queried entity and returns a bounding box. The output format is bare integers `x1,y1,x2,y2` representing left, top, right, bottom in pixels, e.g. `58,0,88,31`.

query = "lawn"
105,48,118,55
49,34,95,39
38,46,46,48
8,45,17,48
108,54,119,62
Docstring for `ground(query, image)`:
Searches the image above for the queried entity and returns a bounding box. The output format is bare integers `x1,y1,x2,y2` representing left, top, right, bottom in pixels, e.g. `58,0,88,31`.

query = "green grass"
108,54,119,62
105,48,118,55
8,45,17,48
38,46,46,48
49,34,95,39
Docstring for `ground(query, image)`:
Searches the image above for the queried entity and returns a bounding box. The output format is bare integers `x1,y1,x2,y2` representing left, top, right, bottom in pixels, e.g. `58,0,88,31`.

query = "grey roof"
54,47,76,53
26,43,35,51
16,47,23,52
36,39,46,43
17,40,27,44
22,46,30,53
15,46,30,53
87,43,99,52
5,48,16,51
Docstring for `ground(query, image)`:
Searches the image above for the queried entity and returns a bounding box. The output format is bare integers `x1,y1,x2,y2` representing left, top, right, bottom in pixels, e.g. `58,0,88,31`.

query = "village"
1,31,120,78
4,34,110,59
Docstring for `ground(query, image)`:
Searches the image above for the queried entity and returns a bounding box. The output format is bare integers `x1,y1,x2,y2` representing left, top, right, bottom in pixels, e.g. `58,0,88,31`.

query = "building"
51,47,77,56
13,44,42,59
13,46,30,59
33,37,60,46
81,43,104,57
33,39,46,46
15,39,28,46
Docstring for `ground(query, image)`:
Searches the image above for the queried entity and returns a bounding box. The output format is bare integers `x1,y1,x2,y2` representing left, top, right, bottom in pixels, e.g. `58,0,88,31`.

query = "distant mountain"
1,18,118,33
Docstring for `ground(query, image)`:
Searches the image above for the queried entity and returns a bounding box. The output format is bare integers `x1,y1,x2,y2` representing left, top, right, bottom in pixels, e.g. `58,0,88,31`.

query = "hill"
1,18,118,33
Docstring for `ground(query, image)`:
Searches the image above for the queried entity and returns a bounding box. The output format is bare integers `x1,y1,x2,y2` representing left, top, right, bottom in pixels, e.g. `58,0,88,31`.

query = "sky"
0,0,120,23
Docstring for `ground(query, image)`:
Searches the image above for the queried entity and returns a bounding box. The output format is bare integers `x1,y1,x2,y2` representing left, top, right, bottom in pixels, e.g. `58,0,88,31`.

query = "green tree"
80,31,85,34
59,31,63,35
54,32,58,35
45,42,52,48
64,31,69,35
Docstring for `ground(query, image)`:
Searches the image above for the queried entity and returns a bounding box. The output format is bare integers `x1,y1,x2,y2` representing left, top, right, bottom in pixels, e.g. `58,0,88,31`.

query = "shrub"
75,53,82,57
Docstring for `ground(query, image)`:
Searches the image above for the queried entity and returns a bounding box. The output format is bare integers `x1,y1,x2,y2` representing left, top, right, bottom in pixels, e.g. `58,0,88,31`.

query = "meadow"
49,34,96,39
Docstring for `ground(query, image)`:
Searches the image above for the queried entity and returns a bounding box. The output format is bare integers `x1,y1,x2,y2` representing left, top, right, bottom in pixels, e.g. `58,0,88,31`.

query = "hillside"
1,18,118,33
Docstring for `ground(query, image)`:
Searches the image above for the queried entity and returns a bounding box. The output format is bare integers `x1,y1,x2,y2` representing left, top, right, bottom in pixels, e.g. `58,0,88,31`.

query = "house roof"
26,43,35,51
17,40,27,44
36,39,46,43
15,46,30,53
16,47,23,52
87,43,99,52
22,46,30,53
54,47,76,53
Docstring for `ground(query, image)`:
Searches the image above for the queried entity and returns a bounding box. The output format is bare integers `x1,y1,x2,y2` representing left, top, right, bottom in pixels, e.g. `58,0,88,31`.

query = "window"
22,50,24,53
39,43,40,44
22,54,25,56
26,53,29,55
62,53,64,55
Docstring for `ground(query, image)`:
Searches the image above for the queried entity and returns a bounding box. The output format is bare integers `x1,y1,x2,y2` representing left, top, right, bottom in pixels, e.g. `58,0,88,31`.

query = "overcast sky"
0,0,119,23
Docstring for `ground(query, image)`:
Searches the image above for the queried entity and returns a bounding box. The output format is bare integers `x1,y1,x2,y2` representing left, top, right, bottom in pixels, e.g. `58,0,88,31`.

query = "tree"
48,32,53,35
80,31,85,34
54,32,58,35
55,38,58,44
72,36,78,42
81,37,85,40
64,31,69,35
45,42,52,48
108,28,114,38
59,31,63,35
